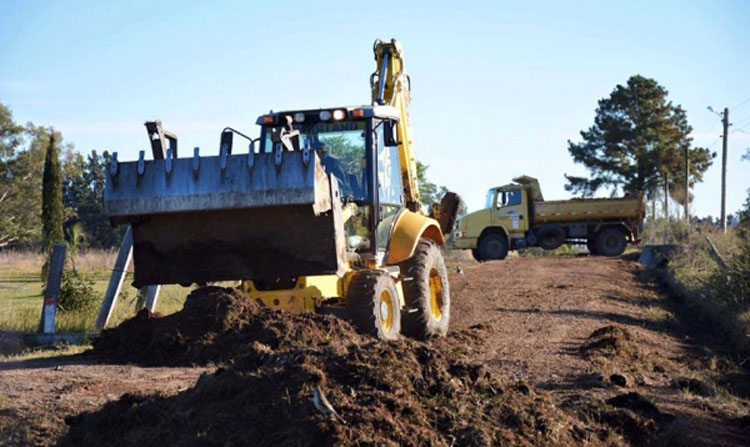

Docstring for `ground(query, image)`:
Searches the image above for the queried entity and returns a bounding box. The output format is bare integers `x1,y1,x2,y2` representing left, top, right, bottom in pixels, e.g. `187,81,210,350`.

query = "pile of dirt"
566,392,674,446
580,326,642,362
67,287,617,447
92,286,358,366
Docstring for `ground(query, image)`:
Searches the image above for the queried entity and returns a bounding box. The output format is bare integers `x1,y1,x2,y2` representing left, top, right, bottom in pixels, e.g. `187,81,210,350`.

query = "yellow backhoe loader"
103,39,460,340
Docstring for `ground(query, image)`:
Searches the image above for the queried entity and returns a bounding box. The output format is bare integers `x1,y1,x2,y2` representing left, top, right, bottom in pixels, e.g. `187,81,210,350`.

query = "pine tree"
41,129,64,251
565,75,714,201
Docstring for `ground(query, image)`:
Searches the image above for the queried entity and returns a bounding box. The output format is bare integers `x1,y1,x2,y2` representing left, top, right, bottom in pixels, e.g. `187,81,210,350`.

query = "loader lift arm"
371,39,421,212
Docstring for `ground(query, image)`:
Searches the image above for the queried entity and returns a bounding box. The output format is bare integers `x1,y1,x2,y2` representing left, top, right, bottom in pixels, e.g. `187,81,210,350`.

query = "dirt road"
1,255,748,446
450,255,749,446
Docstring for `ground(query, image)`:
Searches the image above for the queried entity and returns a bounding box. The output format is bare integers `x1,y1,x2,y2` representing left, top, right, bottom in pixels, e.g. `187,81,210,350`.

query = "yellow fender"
386,210,445,265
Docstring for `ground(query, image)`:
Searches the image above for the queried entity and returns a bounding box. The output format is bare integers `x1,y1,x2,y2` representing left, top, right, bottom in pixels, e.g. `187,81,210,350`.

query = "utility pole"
664,173,669,219
721,107,729,233
685,145,689,227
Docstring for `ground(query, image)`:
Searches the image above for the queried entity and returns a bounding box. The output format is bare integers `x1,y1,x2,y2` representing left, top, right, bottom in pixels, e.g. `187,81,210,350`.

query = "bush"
518,243,583,257
711,237,750,312
57,269,97,312
641,218,690,245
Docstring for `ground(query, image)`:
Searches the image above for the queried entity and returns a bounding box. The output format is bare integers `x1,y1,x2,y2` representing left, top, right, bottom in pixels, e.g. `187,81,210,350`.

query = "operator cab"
257,105,406,255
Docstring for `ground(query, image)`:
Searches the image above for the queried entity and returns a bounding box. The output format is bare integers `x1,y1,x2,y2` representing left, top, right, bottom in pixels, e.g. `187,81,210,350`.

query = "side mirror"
219,130,233,155
383,120,401,146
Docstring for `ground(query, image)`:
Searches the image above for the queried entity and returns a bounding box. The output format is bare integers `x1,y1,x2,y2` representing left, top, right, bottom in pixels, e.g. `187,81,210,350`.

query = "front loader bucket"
104,150,347,288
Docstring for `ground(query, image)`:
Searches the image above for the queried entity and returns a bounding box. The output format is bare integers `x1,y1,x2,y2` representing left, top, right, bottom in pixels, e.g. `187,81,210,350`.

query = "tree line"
0,103,122,250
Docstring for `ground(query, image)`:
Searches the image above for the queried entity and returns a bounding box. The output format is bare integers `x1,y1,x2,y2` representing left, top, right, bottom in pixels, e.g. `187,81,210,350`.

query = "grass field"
0,250,193,333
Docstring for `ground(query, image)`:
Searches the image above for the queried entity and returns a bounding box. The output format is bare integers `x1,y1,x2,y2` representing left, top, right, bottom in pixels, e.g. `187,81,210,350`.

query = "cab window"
496,190,522,208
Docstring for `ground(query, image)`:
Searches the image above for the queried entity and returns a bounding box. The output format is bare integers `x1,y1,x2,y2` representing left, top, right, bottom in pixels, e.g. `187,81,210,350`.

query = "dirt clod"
607,392,660,419
610,373,632,388
671,377,716,397
581,326,637,359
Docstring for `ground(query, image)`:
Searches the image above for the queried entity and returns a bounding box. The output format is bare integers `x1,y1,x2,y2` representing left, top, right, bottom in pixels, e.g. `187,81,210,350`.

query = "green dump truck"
451,176,645,261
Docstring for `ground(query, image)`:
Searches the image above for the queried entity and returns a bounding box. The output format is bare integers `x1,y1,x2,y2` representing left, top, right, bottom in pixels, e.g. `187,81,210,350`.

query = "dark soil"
92,287,357,366
64,287,612,447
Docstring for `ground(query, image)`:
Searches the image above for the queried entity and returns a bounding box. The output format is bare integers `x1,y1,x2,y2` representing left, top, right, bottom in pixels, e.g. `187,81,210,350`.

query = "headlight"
319,110,331,121
293,112,305,122
332,109,345,121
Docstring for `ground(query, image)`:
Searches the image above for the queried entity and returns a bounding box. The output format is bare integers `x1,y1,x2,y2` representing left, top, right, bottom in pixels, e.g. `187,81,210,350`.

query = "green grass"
0,250,192,333
650,221,750,354
0,344,92,363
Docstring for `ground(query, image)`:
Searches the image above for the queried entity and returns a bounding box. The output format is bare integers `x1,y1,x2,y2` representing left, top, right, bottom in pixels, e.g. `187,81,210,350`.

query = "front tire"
478,233,508,261
471,248,483,262
346,271,401,340
595,228,627,257
398,239,450,339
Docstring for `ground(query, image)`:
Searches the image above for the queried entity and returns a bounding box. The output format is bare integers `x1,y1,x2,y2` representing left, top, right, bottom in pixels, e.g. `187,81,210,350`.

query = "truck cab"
451,184,529,261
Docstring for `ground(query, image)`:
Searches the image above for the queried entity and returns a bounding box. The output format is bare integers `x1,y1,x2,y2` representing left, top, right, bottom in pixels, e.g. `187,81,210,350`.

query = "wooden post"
685,145,690,228
720,107,729,234
663,173,669,219
40,243,66,334
96,225,133,330
705,236,729,270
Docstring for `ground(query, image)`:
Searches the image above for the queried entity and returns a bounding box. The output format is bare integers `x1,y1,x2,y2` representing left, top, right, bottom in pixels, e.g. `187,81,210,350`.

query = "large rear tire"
398,239,450,339
478,233,508,261
346,271,401,340
595,228,627,257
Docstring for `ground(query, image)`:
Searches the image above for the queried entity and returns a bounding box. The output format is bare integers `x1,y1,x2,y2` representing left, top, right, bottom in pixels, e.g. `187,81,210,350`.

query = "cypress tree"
41,129,64,251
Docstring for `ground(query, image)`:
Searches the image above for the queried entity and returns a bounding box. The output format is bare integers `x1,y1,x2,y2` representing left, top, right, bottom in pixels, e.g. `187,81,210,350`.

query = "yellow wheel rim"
428,268,444,321
379,289,395,331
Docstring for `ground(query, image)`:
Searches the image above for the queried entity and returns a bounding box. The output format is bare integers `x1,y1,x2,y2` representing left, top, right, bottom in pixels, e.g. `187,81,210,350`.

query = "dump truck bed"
534,196,645,224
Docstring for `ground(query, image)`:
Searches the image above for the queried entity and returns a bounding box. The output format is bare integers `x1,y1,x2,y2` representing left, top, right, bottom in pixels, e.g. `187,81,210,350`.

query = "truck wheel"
587,239,598,255
537,224,565,250
471,248,483,262
595,228,627,257
398,239,450,339
346,271,401,340
479,233,508,260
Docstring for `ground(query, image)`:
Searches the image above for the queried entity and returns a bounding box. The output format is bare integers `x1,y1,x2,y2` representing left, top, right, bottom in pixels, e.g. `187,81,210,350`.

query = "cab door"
491,187,529,235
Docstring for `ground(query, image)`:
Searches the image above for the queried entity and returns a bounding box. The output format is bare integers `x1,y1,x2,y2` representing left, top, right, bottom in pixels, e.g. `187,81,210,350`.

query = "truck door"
492,187,529,235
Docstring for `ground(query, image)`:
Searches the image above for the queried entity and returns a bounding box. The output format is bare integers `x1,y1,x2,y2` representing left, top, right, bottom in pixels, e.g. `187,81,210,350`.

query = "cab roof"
491,175,544,201
255,105,400,125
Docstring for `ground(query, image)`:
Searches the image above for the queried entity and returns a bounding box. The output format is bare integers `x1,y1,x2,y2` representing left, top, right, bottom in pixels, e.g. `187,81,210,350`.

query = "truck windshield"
485,189,496,209
264,121,367,201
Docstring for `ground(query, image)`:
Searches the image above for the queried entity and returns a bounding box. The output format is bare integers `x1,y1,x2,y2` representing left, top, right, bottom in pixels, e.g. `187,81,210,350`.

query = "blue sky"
1,0,749,217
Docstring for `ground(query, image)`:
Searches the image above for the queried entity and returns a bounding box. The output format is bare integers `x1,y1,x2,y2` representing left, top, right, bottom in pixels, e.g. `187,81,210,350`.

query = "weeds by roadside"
0,249,192,334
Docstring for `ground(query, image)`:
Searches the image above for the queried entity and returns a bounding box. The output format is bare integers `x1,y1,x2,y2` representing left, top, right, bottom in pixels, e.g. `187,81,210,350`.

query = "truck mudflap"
104,150,347,287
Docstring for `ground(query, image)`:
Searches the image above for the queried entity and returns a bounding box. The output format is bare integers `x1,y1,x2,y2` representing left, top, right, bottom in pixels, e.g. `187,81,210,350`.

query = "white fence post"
40,243,66,334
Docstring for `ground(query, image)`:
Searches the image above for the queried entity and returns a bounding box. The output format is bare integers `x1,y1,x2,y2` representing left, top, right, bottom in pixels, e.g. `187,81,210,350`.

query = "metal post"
721,107,729,233
95,225,133,329
145,285,161,312
40,243,66,334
